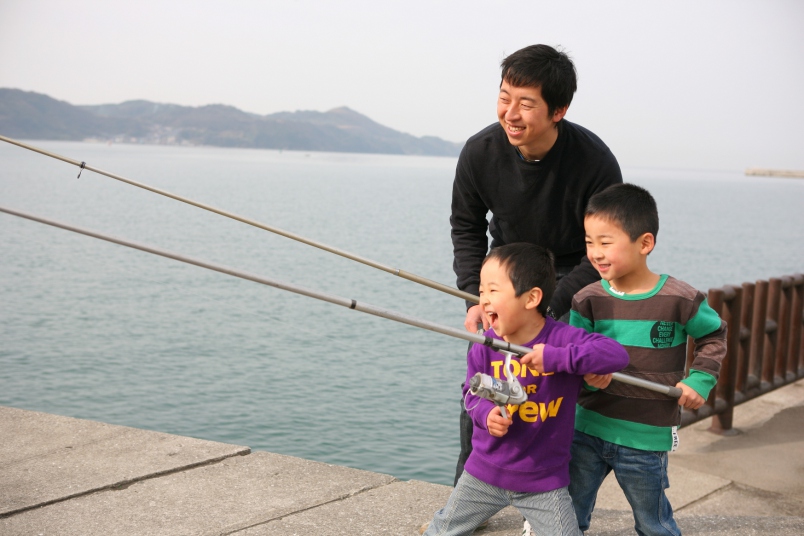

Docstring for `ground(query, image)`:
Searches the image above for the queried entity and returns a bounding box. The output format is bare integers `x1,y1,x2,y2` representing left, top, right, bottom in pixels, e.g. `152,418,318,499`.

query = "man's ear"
552,105,569,123
639,233,656,255
525,287,544,310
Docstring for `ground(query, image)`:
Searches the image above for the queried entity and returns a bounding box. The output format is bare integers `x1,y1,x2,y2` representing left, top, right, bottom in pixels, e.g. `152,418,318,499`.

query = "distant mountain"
0,88,463,157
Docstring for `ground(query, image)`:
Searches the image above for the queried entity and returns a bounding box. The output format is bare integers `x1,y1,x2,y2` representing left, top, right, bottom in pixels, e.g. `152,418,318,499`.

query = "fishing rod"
0,134,478,304
0,205,681,399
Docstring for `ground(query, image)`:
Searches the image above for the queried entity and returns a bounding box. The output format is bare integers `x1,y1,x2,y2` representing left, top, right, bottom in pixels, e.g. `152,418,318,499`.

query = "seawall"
2,379,804,535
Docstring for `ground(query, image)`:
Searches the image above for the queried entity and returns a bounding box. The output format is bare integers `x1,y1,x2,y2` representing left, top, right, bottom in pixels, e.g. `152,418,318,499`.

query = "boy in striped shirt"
568,183,727,535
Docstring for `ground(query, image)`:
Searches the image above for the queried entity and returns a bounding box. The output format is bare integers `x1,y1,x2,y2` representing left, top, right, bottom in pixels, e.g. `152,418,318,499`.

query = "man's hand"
677,383,705,410
464,304,489,333
584,373,613,389
518,344,546,373
486,406,513,437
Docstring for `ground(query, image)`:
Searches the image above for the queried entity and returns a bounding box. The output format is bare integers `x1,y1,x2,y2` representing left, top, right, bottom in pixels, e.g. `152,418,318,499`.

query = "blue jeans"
424,472,581,536
568,431,680,536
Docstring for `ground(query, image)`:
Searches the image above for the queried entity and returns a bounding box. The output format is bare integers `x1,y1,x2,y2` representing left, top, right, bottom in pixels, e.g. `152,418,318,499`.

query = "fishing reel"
468,350,528,419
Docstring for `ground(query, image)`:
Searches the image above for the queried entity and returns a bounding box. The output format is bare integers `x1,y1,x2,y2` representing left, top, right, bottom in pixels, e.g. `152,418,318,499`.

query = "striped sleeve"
683,292,727,397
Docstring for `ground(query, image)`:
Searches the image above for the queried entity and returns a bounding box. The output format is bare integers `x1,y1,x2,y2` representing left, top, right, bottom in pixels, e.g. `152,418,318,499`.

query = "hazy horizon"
1,0,802,171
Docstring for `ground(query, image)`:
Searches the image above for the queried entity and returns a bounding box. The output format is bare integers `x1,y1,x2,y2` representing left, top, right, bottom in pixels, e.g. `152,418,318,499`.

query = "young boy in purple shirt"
421,243,629,536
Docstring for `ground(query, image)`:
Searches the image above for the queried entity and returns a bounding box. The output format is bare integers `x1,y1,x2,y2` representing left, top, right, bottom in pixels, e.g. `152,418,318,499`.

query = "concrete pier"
2,380,804,535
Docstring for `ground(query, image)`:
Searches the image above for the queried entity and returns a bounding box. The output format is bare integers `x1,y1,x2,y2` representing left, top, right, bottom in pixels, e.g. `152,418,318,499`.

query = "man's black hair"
482,243,555,316
585,183,660,243
500,44,577,117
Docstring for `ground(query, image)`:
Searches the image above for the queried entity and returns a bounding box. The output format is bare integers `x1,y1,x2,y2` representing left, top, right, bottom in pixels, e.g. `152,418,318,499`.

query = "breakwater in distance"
1,140,803,485
745,168,804,179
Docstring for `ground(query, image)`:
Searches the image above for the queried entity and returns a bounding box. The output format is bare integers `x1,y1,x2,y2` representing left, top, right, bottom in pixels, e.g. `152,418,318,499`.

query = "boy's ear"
524,287,544,310
639,232,656,255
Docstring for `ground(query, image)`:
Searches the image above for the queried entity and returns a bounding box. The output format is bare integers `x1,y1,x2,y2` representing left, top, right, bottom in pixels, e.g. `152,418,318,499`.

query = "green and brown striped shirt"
570,274,727,451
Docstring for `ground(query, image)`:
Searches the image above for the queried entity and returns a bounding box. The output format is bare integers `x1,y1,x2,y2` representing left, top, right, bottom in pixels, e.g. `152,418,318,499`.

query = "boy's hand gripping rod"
0,205,682,399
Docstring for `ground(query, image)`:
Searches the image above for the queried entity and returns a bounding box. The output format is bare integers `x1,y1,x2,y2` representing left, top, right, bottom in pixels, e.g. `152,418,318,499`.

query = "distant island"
0,88,463,157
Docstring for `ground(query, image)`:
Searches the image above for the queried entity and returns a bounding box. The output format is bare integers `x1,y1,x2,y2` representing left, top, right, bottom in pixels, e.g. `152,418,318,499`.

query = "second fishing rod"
0,205,682,399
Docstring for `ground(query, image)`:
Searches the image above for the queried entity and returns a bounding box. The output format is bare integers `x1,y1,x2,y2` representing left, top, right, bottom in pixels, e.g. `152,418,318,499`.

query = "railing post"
736,282,754,398
751,280,769,392
766,278,782,387
709,286,741,434
786,274,803,378
762,279,780,389
776,276,793,382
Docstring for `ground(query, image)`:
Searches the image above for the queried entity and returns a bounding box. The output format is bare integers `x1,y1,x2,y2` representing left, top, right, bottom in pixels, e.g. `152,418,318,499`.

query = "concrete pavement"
1,379,803,535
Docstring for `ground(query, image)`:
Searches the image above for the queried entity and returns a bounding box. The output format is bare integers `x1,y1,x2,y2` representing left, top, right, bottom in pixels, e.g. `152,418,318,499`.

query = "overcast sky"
1,0,802,170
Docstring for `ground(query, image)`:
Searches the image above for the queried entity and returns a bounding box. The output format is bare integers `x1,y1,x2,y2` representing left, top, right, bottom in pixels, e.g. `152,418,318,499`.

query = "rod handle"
610,372,682,398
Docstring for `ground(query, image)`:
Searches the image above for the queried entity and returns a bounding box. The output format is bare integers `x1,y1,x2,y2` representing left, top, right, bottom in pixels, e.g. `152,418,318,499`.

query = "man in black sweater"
450,44,622,490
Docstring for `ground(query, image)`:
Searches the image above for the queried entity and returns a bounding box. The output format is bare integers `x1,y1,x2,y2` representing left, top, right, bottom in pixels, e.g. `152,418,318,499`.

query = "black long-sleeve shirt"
450,120,622,318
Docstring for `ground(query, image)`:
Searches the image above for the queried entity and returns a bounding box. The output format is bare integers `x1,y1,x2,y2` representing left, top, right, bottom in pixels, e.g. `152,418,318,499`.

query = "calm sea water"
1,140,802,485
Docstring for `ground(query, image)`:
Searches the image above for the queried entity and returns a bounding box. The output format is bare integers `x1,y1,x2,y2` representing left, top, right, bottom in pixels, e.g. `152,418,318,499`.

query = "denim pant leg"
610,444,681,536
454,396,473,486
513,486,582,536
424,472,507,536
568,431,612,532
455,342,475,487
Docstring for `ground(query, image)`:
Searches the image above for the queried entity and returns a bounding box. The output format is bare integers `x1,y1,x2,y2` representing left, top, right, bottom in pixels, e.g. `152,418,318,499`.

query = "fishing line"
463,390,481,414
0,135,478,304
0,205,681,398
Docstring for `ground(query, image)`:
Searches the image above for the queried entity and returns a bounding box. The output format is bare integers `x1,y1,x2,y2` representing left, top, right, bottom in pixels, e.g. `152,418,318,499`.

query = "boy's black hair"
500,44,577,117
585,183,660,243
482,243,555,316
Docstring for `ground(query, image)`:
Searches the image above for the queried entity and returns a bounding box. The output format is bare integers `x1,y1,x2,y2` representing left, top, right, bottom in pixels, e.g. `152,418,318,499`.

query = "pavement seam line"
215,477,400,535
0,448,250,519
674,480,736,513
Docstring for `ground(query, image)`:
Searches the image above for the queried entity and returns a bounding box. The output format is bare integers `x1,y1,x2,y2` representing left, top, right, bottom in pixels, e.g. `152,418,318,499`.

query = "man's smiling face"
497,80,566,161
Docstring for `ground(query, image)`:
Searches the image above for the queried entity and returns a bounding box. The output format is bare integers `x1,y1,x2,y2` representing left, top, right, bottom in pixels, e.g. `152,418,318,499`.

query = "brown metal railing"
680,273,804,432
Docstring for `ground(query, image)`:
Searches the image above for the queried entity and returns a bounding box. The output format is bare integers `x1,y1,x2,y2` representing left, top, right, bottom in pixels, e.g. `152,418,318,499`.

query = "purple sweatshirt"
463,317,629,493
